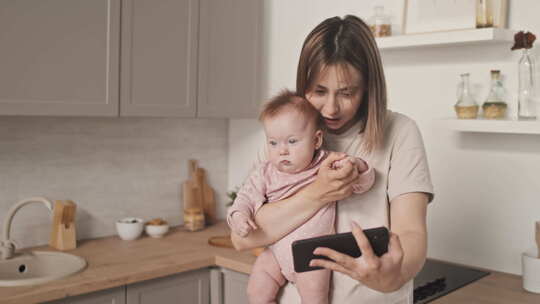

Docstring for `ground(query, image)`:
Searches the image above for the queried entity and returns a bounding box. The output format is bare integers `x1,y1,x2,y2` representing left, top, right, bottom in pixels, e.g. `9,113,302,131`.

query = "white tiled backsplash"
0,117,228,248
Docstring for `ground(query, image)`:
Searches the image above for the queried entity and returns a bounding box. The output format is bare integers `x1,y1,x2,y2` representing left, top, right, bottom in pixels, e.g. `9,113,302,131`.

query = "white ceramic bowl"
145,224,170,238
116,217,144,240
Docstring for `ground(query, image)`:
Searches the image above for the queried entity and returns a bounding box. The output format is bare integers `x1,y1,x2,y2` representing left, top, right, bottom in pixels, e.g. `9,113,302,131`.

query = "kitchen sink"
0,251,87,287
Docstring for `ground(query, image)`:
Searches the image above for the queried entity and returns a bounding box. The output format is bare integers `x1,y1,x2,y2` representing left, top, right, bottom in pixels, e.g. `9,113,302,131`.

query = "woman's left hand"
309,221,405,293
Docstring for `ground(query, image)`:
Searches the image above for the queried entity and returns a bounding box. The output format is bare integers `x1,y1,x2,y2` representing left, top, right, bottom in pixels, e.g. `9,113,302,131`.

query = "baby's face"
263,111,322,174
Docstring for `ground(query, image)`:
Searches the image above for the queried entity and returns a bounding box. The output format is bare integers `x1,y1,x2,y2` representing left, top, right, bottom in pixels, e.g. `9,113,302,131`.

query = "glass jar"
369,6,392,37
476,0,494,28
482,70,507,119
184,208,205,231
518,48,537,119
455,73,479,119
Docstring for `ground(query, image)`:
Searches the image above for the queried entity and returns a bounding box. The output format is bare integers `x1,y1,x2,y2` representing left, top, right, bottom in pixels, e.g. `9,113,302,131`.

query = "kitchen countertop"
0,222,256,304
1,222,539,304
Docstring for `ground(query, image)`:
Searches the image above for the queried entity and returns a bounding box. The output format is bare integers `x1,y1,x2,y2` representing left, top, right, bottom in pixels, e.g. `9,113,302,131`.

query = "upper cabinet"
0,0,120,116
0,0,262,118
197,0,263,118
120,0,198,117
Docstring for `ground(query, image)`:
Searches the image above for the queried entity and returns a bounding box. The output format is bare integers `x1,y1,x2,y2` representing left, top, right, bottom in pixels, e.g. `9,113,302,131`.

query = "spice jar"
184,208,205,231
368,6,392,37
455,73,479,119
482,70,507,119
476,0,494,28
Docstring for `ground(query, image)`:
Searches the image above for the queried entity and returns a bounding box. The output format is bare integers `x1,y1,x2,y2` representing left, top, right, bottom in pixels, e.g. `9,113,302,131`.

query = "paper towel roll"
522,248,540,293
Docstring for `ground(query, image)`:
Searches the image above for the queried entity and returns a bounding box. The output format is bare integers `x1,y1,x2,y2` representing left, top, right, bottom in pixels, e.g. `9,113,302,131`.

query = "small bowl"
116,217,144,240
145,224,170,238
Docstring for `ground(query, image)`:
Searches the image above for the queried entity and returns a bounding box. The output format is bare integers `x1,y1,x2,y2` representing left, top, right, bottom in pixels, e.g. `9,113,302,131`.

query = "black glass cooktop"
413,259,490,304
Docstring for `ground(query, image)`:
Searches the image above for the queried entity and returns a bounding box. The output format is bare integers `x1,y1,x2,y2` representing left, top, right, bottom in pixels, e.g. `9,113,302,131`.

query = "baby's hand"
331,156,355,169
332,156,368,173
230,212,258,237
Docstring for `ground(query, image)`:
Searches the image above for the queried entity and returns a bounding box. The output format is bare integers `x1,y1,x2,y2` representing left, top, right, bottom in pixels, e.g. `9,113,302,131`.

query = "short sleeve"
387,120,434,203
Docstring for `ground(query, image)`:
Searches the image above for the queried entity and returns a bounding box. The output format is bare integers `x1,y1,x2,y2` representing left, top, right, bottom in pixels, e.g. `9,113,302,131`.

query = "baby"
227,90,375,304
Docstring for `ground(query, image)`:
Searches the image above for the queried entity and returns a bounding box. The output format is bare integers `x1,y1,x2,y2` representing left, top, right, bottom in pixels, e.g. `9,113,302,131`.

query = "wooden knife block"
49,200,77,251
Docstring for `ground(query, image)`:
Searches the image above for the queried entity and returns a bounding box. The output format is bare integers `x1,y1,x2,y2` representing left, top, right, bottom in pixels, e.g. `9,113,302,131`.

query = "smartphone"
292,226,389,273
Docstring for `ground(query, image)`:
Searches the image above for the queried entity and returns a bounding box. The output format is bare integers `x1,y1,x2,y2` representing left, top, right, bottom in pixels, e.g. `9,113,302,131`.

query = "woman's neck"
328,117,362,135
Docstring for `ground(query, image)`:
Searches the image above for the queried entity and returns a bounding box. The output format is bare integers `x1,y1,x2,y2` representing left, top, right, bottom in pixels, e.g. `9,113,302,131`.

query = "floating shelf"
442,118,540,135
376,28,515,50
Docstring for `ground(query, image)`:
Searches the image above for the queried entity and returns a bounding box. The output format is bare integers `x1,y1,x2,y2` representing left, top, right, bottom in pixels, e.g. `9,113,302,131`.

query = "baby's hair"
259,89,325,131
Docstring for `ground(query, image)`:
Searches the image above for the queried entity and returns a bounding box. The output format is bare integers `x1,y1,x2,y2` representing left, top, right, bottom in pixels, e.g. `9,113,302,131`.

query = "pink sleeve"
351,159,375,194
226,164,267,228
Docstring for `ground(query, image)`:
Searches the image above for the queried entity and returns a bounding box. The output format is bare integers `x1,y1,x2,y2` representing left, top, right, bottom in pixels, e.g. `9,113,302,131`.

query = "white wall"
229,0,540,275
1,117,229,248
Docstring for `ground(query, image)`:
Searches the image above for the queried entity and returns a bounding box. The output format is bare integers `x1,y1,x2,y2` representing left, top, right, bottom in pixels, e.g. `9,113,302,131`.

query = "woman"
232,15,434,303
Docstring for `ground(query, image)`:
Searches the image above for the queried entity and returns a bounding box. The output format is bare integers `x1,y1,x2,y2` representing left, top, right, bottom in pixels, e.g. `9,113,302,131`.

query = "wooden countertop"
0,222,256,304
1,222,539,304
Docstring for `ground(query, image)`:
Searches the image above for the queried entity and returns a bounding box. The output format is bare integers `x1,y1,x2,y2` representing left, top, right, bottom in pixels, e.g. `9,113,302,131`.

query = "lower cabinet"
222,269,249,304
44,268,247,304
45,286,125,304
127,269,210,304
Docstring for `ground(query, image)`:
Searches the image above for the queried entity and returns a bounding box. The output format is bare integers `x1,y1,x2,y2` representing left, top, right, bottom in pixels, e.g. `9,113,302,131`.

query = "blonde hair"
259,89,325,131
296,15,387,153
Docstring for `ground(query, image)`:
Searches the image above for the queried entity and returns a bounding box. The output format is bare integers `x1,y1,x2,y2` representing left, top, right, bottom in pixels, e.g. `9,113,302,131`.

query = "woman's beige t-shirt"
278,110,434,304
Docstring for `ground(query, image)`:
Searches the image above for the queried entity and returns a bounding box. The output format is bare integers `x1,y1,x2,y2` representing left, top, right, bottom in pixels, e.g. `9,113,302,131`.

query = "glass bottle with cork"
512,31,537,120
455,73,479,119
482,70,507,119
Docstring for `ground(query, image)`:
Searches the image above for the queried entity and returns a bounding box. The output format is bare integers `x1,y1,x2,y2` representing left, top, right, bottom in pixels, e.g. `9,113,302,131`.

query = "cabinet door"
222,269,249,304
0,0,120,116
197,0,263,118
120,0,198,117
126,269,210,304
44,286,125,304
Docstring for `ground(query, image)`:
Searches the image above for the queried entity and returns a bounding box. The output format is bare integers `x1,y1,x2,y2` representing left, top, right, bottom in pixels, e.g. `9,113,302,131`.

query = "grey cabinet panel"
0,0,120,116
126,269,210,304
197,0,263,118
222,269,248,304
120,0,198,117
44,286,125,304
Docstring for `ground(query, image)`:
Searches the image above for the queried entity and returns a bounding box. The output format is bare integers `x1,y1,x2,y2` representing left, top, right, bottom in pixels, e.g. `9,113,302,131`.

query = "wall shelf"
376,28,515,50
442,118,540,134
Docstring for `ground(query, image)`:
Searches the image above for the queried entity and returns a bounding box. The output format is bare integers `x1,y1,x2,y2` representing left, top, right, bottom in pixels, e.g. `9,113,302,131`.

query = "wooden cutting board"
196,168,216,224
208,235,234,248
182,159,216,224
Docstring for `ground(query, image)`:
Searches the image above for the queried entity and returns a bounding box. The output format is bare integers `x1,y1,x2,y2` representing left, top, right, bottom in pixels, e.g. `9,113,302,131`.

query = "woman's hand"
302,152,360,205
309,222,406,293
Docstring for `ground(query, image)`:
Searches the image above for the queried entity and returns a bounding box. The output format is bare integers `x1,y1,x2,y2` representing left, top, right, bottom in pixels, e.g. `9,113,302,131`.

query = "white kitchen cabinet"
0,0,262,118
44,267,247,304
221,268,249,304
119,0,198,117
126,269,210,304
0,0,121,116
197,0,263,118
45,286,125,304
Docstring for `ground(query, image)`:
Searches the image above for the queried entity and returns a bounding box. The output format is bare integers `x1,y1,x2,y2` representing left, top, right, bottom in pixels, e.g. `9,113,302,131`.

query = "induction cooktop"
413,259,490,304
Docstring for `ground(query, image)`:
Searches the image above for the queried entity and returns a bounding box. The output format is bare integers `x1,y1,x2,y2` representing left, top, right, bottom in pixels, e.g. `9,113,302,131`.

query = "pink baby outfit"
227,149,375,282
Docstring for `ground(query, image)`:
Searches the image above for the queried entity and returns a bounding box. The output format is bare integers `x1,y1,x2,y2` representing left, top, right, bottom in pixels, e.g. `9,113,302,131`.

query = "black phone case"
292,226,389,273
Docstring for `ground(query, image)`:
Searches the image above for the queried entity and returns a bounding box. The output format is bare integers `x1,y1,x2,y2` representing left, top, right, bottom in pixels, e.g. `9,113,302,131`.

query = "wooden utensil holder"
49,200,77,251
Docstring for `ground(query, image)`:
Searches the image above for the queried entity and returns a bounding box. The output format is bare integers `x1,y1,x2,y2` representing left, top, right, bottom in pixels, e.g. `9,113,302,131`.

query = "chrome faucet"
0,197,53,259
